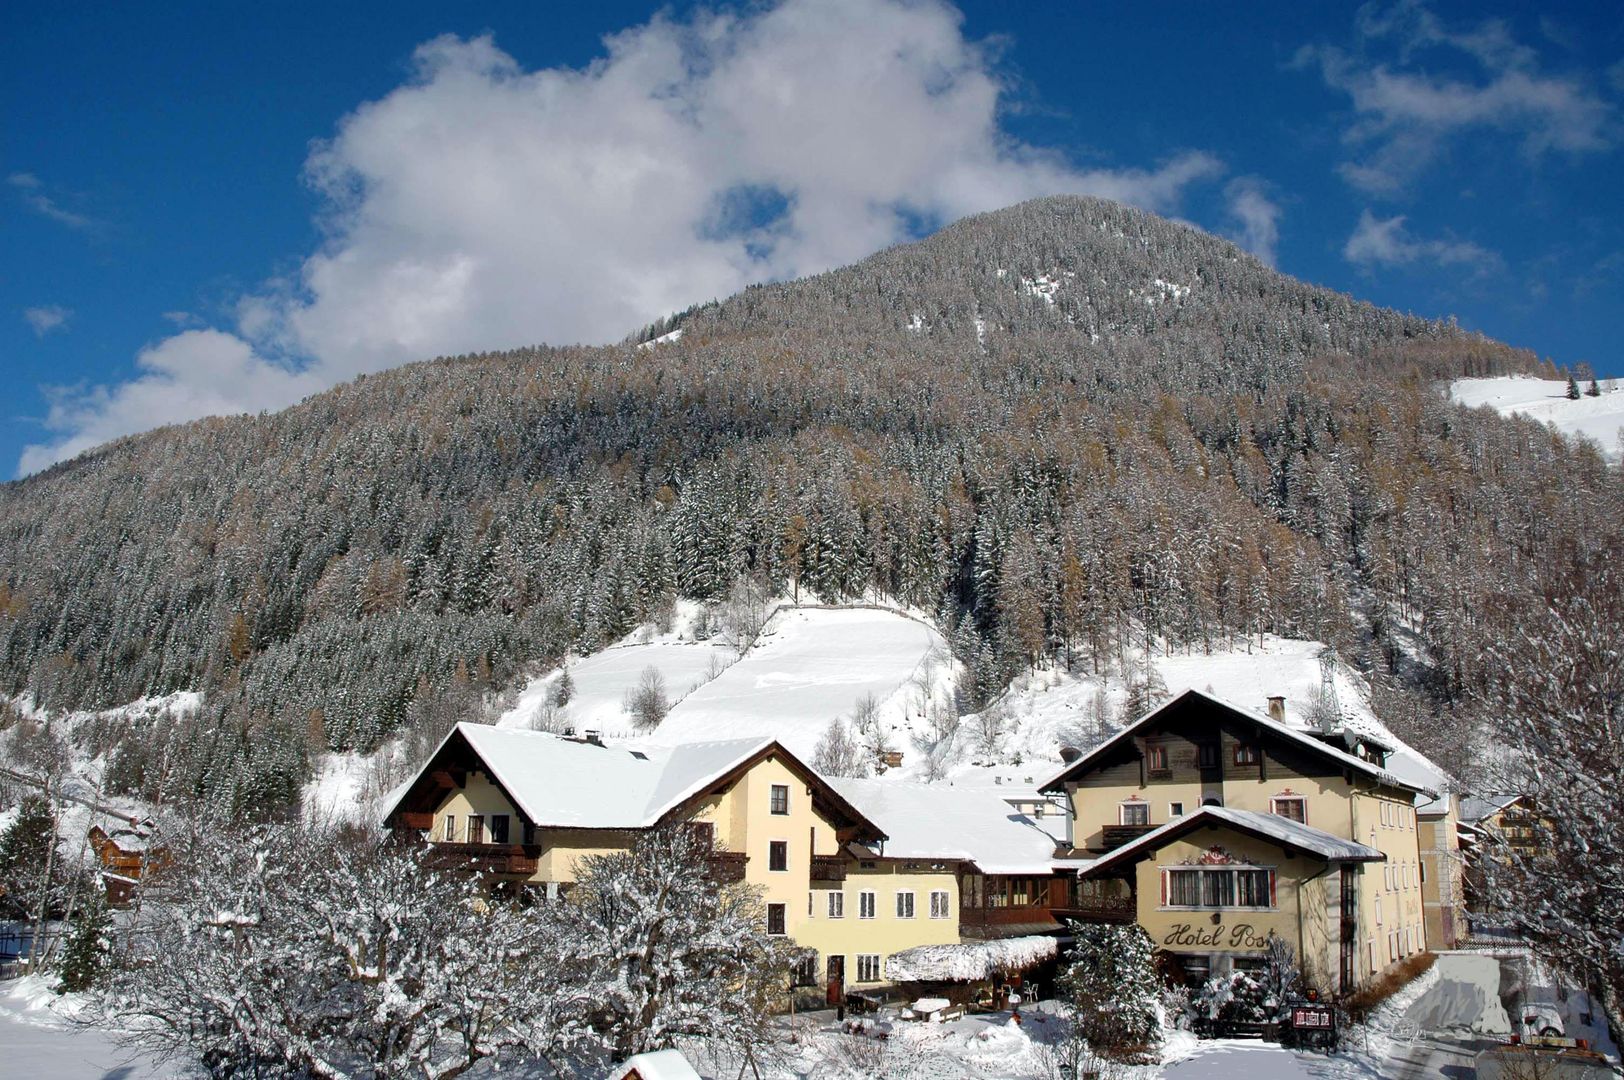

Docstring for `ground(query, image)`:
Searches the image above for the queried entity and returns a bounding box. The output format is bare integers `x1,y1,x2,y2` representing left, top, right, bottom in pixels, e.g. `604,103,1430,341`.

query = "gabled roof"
1038,689,1436,798
382,723,883,837
1460,793,1524,825
1080,805,1385,879
827,777,1058,875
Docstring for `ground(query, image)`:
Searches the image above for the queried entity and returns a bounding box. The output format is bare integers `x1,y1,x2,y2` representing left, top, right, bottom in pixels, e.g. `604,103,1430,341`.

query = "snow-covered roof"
1081,805,1385,878
885,936,1059,982
1460,793,1524,825
1039,689,1436,798
607,1048,703,1080
827,777,1059,875
385,723,838,831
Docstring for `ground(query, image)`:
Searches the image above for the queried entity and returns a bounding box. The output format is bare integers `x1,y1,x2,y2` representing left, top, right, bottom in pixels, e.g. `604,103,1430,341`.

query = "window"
766,903,786,935
1165,867,1273,909
828,891,845,918
769,840,789,872
1145,744,1169,771
467,816,484,844
1198,742,1221,768
443,815,457,842
1271,797,1306,824
856,954,882,983
770,784,789,815
792,955,817,987
1375,895,1383,925
1381,802,1391,827
930,890,950,919
808,892,815,916
1419,862,1426,885
1120,801,1150,826
1169,802,1185,818
489,814,510,845
1233,743,1260,766
896,891,916,919
1385,865,1394,890
858,891,876,919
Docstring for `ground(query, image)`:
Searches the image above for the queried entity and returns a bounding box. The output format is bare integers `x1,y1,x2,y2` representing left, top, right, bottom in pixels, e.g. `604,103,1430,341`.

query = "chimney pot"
1266,696,1286,723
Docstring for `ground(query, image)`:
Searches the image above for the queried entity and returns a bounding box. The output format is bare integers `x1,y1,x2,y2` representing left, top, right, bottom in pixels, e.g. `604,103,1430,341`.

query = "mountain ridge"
2,195,1608,818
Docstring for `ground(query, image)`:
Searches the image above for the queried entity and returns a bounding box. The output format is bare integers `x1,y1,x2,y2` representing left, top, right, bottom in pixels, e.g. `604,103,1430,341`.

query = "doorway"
826,954,845,1008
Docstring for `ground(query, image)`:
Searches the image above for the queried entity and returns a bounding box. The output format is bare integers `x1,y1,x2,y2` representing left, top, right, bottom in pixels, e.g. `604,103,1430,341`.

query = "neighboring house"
1040,689,1435,993
381,724,964,1000
1458,793,1537,917
86,819,164,908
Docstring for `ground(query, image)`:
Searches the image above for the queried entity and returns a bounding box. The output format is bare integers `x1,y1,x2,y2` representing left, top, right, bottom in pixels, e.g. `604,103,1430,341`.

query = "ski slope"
1451,376,1624,460
497,606,948,761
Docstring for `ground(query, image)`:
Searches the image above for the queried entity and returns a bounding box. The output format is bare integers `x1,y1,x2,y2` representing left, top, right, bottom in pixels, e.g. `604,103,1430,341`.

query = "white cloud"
22,305,72,337
1343,209,1500,272
20,0,1234,476
1223,178,1281,266
9,172,96,231
1300,2,1613,195
18,330,324,476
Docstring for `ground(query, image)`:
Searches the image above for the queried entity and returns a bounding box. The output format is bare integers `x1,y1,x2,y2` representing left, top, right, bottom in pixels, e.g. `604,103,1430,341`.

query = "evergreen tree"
1058,923,1161,1056
1566,374,1581,399
1587,378,1601,397
57,889,113,993
0,795,60,921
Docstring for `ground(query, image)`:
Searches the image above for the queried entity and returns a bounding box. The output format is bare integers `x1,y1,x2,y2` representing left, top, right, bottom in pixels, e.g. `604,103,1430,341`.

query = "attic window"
770,784,789,815
1233,744,1261,766
1272,797,1306,824
1145,744,1169,772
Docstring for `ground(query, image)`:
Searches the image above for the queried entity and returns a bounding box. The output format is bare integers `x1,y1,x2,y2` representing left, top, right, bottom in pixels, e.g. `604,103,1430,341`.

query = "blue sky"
5,1,1622,477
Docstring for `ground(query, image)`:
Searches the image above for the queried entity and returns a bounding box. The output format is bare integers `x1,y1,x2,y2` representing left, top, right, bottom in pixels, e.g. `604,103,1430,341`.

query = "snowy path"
1164,1040,1359,1079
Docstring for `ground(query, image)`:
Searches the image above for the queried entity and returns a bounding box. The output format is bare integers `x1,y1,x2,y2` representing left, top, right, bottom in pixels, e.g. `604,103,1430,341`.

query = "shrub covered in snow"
1058,923,1161,1057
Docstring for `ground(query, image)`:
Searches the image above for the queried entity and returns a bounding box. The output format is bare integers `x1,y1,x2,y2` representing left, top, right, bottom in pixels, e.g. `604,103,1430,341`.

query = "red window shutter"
1269,870,1277,908
1161,870,1167,906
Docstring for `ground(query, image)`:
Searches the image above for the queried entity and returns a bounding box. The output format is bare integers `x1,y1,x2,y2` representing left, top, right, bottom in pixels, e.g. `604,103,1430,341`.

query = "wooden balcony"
706,851,749,884
423,842,539,876
811,854,847,882
961,904,1060,929
1052,895,1137,925
393,811,434,831
1100,824,1158,851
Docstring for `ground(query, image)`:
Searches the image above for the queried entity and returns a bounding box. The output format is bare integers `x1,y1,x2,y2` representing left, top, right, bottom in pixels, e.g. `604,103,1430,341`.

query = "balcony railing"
424,842,539,876
810,854,847,882
706,851,749,884
961,904,1060,929
1100,823,1158,851
1052,895,1137,925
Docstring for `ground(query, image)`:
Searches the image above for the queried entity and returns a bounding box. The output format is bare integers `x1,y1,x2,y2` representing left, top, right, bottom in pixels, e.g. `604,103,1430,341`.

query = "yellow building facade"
1043,689,1433,993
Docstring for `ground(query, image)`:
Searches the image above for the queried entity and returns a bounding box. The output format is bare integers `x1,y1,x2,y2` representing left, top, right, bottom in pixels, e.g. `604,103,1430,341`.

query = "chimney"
1266,696,1286,724
582,729,604,747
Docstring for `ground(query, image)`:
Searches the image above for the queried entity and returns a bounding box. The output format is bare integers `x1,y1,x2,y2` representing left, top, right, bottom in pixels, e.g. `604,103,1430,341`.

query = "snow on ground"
494,605,947,763
303,751,376,824
1451,375,1624,460
0,976,182,1078
652,608,946,761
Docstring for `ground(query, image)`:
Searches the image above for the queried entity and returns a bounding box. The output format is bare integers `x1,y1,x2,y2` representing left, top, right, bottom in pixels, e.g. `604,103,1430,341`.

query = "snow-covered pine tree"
56,887,112,993
1058,922,1161,1057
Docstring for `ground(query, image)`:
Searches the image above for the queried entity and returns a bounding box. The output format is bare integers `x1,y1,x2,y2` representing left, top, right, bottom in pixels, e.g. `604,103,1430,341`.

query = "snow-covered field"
495,605,948,762
1451,375,1624,460
0,976,181,1078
